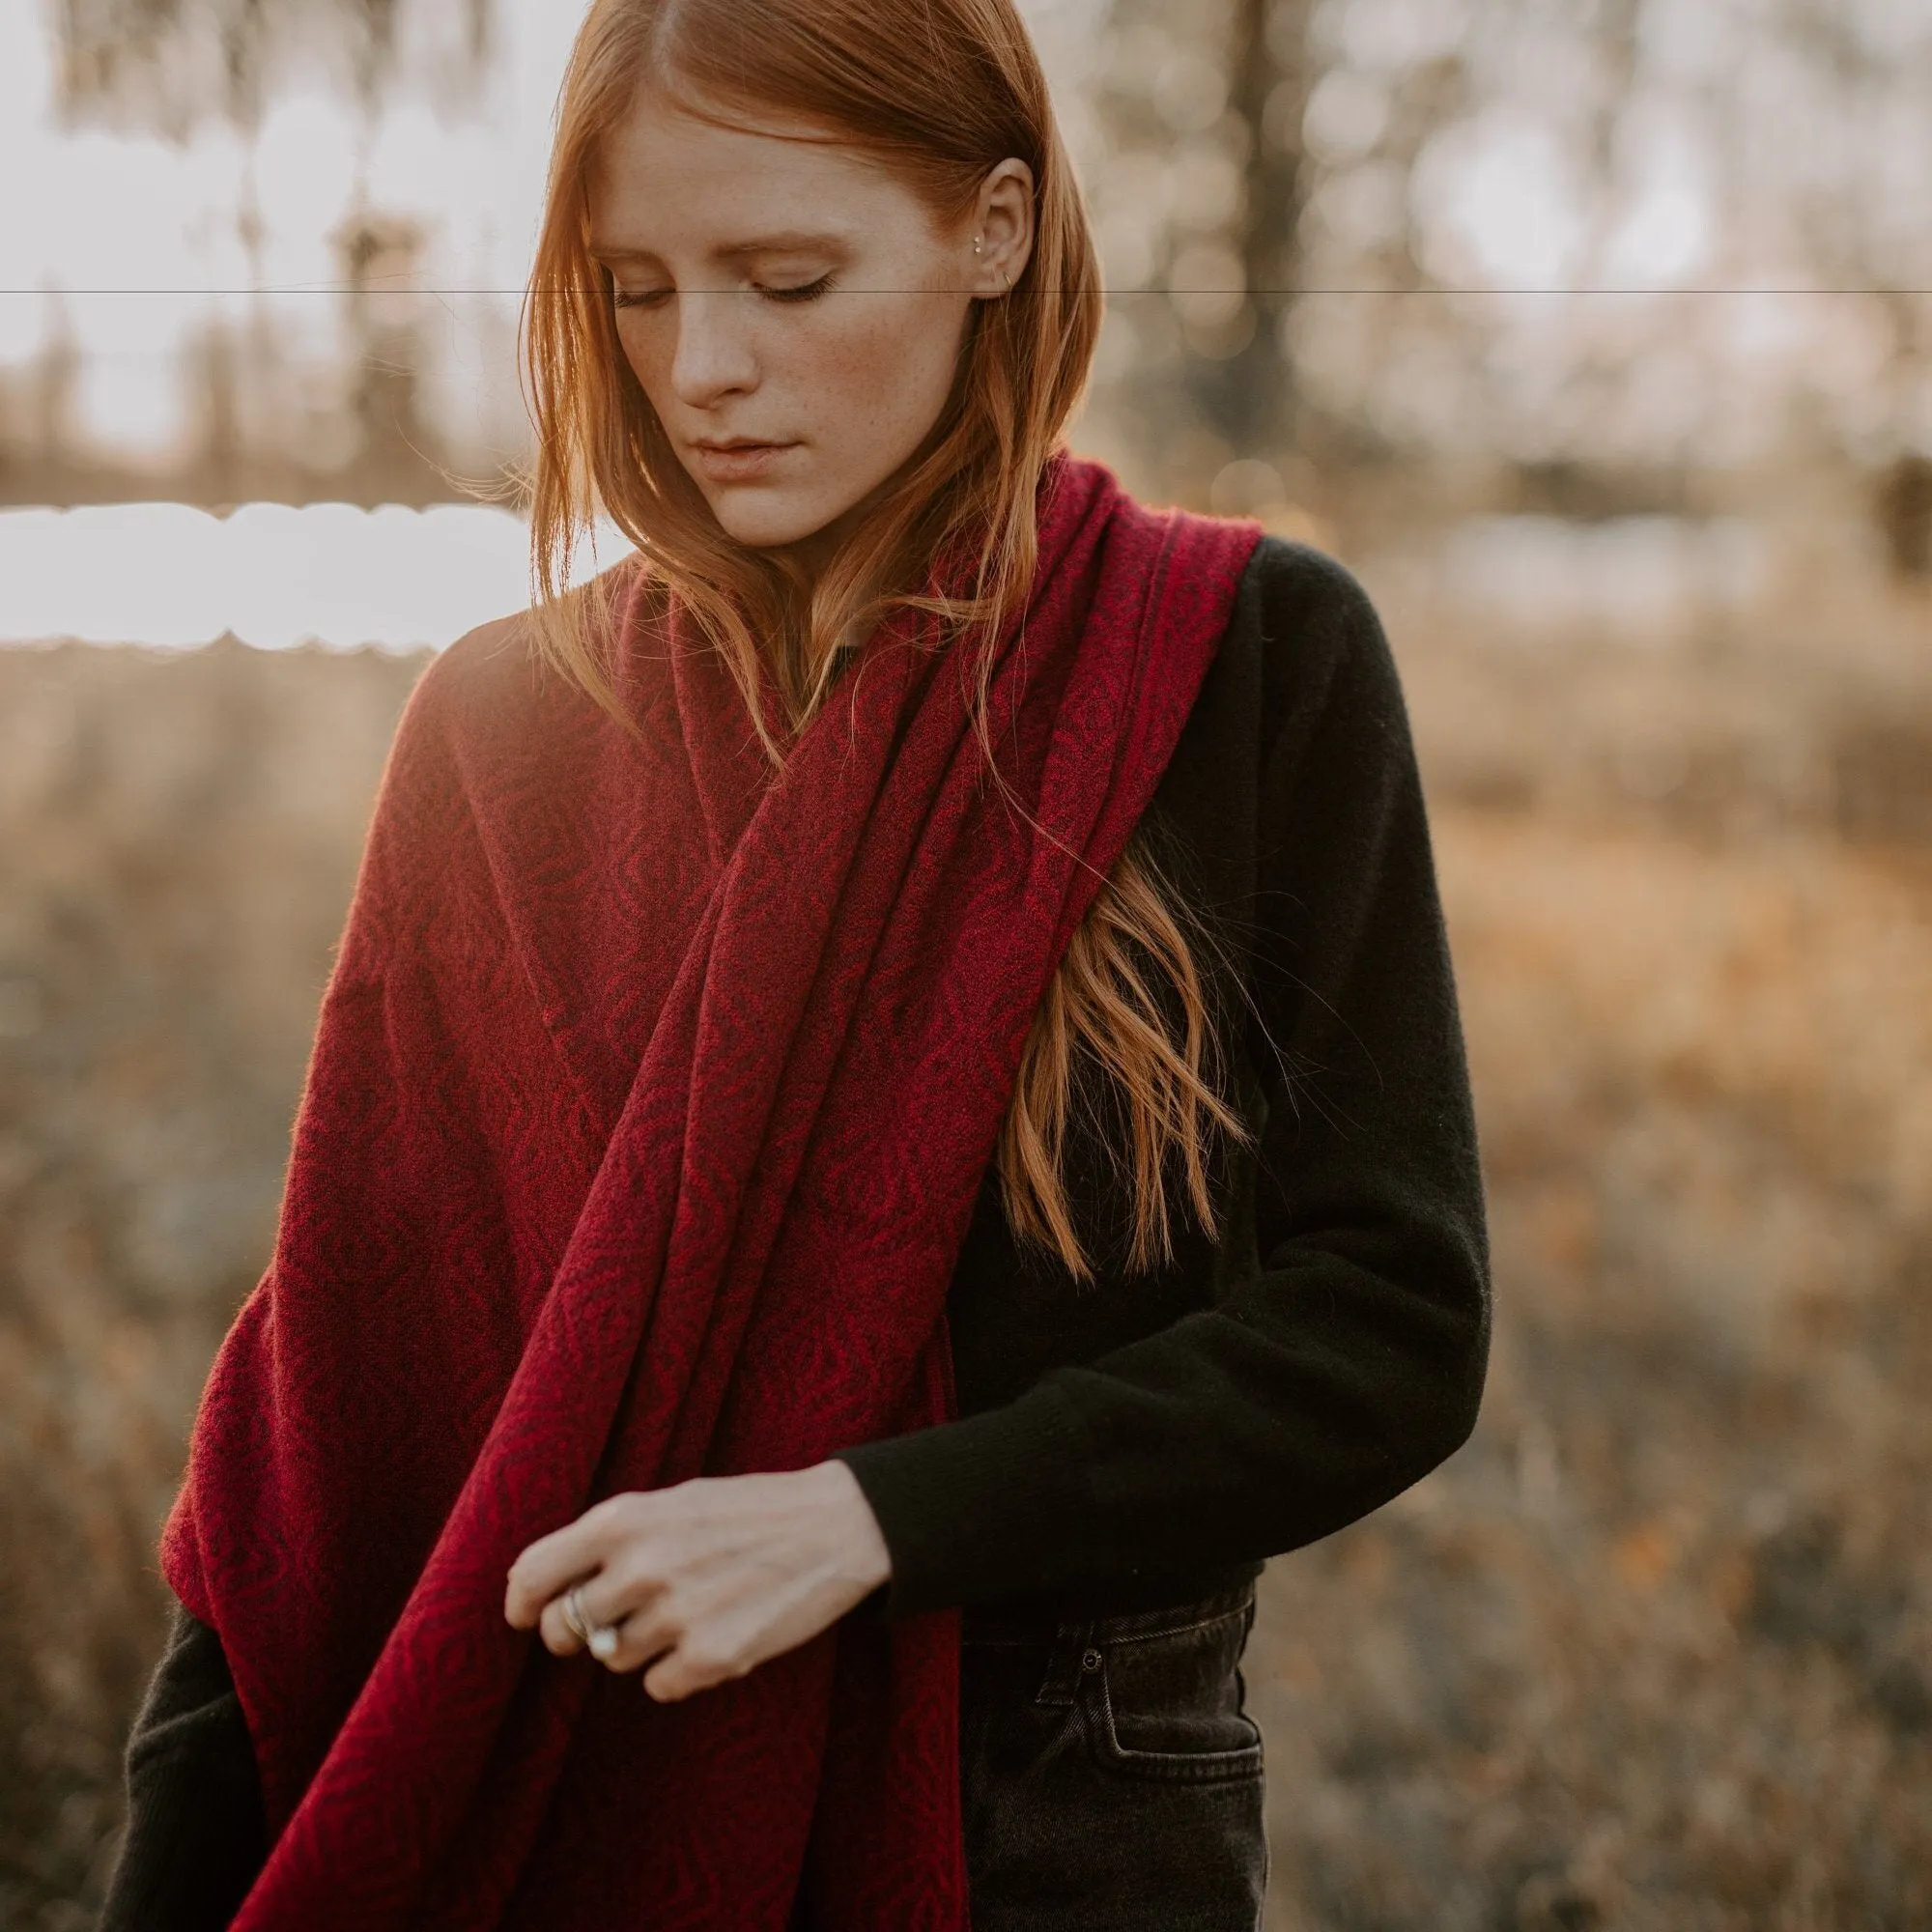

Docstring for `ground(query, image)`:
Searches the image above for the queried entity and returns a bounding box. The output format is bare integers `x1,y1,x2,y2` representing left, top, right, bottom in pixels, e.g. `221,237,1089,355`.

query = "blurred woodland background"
3,0,1931,1925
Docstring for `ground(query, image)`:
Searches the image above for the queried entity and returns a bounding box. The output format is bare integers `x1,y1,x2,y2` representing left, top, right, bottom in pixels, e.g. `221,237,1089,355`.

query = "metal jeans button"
1081,1647,1103,1672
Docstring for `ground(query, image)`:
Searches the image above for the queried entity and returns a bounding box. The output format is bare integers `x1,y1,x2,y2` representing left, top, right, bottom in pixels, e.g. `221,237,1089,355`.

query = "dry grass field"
1,573,1927,1927
1259,810,1932,1930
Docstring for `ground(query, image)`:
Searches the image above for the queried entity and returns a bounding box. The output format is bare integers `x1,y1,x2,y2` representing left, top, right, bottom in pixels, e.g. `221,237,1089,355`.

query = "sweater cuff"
833,1381,1098,1620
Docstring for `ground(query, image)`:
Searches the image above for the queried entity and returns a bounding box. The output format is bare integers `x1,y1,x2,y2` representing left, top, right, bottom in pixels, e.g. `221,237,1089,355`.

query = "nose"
668,290,759,410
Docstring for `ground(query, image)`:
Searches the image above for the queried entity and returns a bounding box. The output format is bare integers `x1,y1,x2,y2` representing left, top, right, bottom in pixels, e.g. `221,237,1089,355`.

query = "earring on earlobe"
973,235,982,253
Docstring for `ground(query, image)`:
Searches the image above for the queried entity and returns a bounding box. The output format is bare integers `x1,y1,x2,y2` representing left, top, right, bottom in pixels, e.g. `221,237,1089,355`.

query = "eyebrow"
586,229,850,265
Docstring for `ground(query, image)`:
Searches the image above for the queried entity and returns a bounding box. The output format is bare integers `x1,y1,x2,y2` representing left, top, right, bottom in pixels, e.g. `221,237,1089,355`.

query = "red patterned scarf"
161,450,1264,1928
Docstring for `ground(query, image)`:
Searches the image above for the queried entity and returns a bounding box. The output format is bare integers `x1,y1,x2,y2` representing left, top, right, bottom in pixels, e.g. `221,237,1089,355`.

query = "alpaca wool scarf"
160,451,1264,1929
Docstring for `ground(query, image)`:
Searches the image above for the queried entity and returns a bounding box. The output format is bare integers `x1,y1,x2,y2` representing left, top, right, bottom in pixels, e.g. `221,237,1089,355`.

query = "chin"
705,486,849,552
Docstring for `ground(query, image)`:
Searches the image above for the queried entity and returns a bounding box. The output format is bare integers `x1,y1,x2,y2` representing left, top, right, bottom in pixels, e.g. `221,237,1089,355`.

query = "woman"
103,0,1491,1926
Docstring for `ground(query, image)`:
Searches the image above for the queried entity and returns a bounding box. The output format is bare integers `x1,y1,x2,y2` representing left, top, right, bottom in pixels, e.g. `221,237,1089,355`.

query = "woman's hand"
502,1460,893,1701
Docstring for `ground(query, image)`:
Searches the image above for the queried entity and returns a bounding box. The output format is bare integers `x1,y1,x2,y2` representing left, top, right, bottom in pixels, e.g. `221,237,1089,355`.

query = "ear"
970,157,1036,298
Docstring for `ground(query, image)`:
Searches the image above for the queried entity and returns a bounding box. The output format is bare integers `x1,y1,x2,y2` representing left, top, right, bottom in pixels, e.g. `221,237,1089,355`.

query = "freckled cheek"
792,296,956,442
612,322,671,408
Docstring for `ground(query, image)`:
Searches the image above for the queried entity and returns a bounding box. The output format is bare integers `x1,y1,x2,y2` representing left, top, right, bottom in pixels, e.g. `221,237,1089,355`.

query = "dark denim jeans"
956,1579,1268,1930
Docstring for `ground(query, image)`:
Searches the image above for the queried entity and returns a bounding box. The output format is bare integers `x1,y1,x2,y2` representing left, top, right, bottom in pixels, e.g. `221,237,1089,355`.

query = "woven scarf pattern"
161,451,1264,1928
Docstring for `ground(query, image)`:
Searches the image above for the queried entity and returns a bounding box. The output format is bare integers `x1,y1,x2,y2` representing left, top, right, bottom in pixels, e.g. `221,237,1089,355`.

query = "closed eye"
611,273,838,311
758,272,837,304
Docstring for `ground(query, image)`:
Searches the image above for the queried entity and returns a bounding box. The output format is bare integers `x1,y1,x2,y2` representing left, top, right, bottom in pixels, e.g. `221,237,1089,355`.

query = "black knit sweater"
100,536,1492,1924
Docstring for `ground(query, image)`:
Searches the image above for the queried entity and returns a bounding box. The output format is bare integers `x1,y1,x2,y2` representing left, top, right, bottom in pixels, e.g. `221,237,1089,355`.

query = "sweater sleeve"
99,1597,266,1931
836,547,1492,1617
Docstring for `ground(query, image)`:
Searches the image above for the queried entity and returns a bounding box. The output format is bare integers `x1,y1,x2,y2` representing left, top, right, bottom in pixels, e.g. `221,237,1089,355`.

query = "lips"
691,440,795,481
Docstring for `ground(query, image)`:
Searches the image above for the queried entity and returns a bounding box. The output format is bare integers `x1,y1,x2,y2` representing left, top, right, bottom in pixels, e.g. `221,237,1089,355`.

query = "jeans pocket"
1081,1597,1265,1785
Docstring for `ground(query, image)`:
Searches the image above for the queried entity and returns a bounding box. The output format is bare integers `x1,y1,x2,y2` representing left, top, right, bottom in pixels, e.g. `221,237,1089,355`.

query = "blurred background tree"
11,0,1931,550
54,0,492,130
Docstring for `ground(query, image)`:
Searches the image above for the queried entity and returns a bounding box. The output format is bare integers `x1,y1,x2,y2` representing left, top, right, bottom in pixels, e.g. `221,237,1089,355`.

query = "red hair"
514,0,1249,1276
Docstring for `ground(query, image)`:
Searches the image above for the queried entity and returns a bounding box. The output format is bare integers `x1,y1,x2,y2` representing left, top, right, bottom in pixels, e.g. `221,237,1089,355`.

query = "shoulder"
1235,535,1389,669
376,561,658,829
410,553,653,733
1236,530,1375,610
353,611,560,863
388,591,618,778
1213,535,1406,750
1147,533,1417,933
445,606,538,667
406,607,542,726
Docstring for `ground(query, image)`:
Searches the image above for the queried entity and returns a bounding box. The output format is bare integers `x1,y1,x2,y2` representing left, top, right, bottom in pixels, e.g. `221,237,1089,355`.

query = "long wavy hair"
514,0,1252,1279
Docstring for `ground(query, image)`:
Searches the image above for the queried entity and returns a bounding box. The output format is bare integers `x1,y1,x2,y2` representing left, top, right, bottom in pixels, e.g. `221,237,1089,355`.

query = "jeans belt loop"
1034,1615,1097,1708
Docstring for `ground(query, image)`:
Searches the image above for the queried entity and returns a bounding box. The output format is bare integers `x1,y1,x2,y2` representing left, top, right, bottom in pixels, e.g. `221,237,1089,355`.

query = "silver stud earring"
973,235,982,254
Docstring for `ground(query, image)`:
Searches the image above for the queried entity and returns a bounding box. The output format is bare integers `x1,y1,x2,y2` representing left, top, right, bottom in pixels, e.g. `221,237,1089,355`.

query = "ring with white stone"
562,1582,619,1662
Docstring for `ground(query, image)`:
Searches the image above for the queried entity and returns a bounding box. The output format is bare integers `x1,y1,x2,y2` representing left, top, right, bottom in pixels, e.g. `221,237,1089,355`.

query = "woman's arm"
836,542,1492,1617
99,1598,266,1930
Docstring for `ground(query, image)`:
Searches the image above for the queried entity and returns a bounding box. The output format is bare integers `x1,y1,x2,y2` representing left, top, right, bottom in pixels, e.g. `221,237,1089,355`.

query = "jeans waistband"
960,1577,1258,1649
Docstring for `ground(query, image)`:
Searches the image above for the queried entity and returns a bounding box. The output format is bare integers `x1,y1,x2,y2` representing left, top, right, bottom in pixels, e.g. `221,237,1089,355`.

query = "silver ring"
562,1582,620,1662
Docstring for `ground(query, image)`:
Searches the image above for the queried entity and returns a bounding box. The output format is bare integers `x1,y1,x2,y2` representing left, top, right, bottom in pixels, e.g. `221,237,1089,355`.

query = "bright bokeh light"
1413,115,1586,291
1436,513,1770,637
0,503,632,651
0,0,593,469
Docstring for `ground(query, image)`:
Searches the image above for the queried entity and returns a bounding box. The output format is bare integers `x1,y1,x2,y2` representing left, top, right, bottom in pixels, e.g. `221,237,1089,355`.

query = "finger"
642,1643,711,1703
591,1603,677,1676
547,1572,637,1665
504,1511,622,1627
640,1650,695,1701
534,1561,667,1661
583,1588,680,1675
641,1626,751,1703
573,1563,658,1636
538,1587,592,1657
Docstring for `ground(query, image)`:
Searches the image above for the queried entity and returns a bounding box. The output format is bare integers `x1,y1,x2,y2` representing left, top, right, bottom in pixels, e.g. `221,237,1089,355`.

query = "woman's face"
588,83,1035,567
